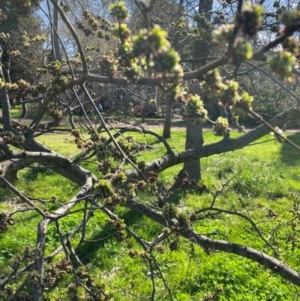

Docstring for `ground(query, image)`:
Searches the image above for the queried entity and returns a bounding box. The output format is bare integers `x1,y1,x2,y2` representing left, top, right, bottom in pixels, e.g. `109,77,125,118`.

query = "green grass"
10,104,54,120
10,105,22,119
1,129,300,300
36,132,79,156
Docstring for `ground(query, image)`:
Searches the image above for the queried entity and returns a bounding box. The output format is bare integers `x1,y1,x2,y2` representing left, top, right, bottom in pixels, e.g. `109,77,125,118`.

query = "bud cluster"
200,69,255,117
214,117,229,136
185,94,208,125
235,3,264,37
267,50,296,82
110,2,183,89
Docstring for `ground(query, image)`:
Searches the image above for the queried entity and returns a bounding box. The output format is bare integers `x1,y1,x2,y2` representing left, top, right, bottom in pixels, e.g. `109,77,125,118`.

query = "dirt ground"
103,118,300,134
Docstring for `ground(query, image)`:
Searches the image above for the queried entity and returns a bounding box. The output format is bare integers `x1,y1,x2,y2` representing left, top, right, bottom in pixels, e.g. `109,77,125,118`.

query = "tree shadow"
76,186,190,264
280,132,300,166
158,172,207,207
75,208,157,264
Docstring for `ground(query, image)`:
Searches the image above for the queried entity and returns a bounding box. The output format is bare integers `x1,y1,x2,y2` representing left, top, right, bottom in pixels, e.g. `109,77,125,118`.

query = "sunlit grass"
1,127,300,300
10,105,22,119
36,132,80,157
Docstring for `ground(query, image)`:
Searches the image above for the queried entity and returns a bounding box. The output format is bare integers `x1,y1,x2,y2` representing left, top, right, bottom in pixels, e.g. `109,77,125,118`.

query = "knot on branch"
77,184,90,198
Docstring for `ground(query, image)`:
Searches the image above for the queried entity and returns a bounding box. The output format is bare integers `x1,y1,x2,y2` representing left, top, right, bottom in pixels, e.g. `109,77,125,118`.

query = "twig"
242,105,300,152
194,207,279,256
106,127,174,155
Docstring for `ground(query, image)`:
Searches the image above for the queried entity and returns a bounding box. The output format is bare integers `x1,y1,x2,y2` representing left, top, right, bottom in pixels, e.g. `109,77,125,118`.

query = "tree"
182,0,214,181
1,0,300,300
0,0,44,82
0,0,44,124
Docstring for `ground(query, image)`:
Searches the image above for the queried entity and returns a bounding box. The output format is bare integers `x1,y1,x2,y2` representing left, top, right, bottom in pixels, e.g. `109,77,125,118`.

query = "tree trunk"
53,0,62,62
0,48,13,131
163,103,172,139
183,0,213,181
37,117,63,130
198,0,213,20
183,118,203,181
141,103,145,123
20,101,27,119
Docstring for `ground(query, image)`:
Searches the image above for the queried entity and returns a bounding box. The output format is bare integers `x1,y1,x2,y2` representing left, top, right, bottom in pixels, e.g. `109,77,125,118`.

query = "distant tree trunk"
163,102,172,138
37,117,63,130
184,82,203,180
68,109,76,129
183,118,203,181
53,0,62,62
199,0,213,19
20,101,27,119
0,49,13,131
141,103,145,123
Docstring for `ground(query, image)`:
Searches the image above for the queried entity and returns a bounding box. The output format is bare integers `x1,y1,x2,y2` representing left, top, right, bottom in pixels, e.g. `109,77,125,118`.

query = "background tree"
0,0,44,83
182,0,214,181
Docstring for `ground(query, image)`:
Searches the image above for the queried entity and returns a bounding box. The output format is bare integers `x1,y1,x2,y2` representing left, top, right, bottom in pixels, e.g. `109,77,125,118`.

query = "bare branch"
124,198,300,286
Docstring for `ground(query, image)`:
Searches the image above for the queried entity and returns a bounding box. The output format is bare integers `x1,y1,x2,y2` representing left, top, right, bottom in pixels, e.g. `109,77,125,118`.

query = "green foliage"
109,2,129,21
219,80,239,106
282,36,300,56
200,68,224,99
212,24,234,46
153,48,181,73
280,10,300,27
0,7,45,83
235,3,264,36
234,37,253,60
214,117,229,136
112,23,131,42
0,0,40,17
201,71,253,117
133,25,173,57
1,130,300,300
267,50,296,82
232,92,254,116
94,179,114,197
185,94,208,124
112,8,183,87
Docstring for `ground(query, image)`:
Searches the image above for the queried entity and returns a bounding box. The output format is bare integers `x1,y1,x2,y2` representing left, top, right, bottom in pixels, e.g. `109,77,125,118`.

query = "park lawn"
0,128,300,300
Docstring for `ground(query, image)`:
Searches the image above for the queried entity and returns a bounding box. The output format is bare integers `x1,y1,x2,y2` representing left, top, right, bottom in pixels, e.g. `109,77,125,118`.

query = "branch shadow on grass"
75,209,161,264
280,133,300,166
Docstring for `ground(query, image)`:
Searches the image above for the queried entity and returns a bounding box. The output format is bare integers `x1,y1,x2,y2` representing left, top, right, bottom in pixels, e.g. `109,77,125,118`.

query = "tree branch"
124,198,300,286
125,107,300,178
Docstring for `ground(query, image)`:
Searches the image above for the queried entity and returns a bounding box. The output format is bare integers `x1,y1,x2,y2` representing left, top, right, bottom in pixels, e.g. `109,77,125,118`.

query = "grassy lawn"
0,128,300,300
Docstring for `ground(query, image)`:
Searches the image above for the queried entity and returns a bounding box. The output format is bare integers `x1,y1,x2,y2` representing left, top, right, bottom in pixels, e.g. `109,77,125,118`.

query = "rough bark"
0,145,97,185
163,102,172,139
20,101,27,119
124,198,300,286
198,0,213,21
183,118,203,180
184,0,213,181
52,0,62,62
0,47,13,131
